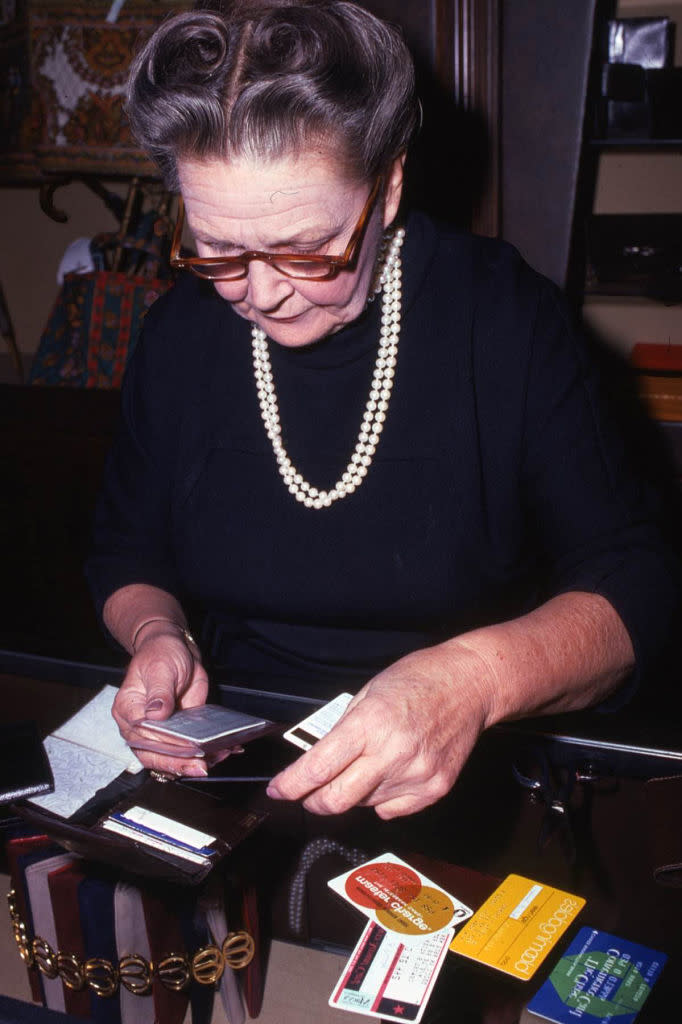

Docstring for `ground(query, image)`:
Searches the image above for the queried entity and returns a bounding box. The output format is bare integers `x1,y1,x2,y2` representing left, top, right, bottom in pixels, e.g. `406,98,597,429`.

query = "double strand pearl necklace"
251,226,405,510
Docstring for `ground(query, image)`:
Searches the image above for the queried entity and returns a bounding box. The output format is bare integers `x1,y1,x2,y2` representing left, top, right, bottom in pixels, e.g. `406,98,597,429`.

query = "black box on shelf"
647,67,682,139
598,17,678,140
599,61,650,138
598,64,682,141
586,214,682,303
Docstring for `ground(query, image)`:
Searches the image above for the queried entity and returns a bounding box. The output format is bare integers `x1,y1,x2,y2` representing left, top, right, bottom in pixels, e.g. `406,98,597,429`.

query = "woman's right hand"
112,626,210,776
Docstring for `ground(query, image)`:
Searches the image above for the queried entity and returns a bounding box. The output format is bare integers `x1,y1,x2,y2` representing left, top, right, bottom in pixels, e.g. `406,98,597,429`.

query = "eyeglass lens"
188,257,337,282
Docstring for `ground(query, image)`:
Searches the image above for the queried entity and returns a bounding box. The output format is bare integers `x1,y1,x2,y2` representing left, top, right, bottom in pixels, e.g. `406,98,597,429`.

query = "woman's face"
177,149,404,348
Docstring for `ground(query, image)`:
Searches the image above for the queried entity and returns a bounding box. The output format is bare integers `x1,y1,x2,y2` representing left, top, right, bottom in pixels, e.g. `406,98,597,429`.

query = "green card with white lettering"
526,927,667,1023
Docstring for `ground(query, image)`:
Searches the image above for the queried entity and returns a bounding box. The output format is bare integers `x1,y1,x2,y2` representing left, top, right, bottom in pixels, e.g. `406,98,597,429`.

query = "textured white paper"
53,685,141,771
28,685,142,818
29,736,128,818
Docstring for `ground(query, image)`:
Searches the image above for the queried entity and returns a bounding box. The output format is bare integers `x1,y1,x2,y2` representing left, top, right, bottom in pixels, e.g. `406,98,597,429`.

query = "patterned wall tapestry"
0,0,187,180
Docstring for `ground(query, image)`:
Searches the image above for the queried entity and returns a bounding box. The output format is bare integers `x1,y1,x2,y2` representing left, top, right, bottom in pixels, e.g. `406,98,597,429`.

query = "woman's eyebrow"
194,226,340,249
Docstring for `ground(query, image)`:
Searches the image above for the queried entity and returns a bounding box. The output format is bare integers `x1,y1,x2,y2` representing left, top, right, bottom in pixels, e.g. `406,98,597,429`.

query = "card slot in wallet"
15,774,268,885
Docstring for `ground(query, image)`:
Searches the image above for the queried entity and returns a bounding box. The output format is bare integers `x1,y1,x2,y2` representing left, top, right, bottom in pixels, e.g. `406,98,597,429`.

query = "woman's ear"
383,152,407,227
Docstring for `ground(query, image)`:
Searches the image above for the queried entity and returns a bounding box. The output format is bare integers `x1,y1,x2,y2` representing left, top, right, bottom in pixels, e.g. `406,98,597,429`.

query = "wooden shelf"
590,138,682,149
584,282,682,302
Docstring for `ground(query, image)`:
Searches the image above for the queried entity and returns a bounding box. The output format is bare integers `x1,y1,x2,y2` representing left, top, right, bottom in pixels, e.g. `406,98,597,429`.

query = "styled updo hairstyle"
126,0,419,190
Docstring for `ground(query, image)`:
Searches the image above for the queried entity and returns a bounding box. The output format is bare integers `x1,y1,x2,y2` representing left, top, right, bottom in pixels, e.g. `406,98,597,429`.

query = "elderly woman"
87,0,678,821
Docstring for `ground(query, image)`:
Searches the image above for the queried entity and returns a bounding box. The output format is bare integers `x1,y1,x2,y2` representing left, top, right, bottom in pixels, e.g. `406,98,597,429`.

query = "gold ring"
156,952,191,991
32,937,59,979
84,957,120,998
192,944,224,985
120,953,153,995
222,931,255,969
57,952,85,991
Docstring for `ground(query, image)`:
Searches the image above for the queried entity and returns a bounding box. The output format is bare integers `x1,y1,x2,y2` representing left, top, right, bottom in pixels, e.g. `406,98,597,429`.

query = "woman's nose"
246,258,294,311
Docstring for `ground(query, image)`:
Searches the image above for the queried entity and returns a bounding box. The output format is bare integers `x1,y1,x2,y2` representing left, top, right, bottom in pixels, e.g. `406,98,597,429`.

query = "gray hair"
126,0,419,189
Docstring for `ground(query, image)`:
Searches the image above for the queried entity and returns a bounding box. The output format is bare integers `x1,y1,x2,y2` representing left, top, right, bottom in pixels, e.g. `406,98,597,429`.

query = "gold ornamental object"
7,889,255,999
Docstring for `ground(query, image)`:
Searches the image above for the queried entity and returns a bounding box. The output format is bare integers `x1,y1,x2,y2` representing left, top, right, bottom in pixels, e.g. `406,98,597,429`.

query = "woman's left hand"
267,642,495,819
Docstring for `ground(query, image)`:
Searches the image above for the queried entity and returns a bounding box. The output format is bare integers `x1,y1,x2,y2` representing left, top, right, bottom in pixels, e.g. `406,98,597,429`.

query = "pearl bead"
250,226,404,509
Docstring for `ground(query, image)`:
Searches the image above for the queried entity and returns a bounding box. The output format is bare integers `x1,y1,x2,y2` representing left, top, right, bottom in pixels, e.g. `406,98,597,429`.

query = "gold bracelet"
131,618,198,653
7,889,253,998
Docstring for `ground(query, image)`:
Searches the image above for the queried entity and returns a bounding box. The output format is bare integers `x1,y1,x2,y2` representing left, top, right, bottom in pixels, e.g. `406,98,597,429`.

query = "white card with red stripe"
329,919,453,1023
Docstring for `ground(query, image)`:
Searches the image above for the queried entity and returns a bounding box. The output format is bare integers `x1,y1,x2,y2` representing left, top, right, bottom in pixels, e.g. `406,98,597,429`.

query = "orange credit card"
449,874,585,980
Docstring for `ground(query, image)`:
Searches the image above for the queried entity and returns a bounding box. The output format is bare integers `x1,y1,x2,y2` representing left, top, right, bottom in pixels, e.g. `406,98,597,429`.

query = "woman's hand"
112,626,210,777
267,641,495,819
266,593,635,819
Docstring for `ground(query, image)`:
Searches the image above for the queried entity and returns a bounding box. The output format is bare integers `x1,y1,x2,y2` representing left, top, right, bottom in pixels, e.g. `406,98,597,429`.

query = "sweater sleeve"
85,284,194,622
520,277,681,690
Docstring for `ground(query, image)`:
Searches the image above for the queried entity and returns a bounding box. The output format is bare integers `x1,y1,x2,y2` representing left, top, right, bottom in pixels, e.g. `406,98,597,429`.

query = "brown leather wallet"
16,772,268,885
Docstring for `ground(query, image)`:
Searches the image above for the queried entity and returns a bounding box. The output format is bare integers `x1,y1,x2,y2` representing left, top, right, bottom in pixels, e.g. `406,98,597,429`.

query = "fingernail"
182,763,208,777
145,699,163,712
266,784,282,799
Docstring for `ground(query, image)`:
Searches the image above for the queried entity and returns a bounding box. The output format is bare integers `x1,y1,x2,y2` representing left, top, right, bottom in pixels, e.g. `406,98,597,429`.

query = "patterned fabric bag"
29,214,173,389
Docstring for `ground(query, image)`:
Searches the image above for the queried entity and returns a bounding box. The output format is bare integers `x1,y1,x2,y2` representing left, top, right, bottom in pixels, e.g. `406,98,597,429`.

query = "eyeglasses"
170,176,383,282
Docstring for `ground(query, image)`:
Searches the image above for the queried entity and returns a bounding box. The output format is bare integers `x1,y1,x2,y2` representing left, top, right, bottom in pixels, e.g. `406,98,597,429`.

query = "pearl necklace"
251,226,405,509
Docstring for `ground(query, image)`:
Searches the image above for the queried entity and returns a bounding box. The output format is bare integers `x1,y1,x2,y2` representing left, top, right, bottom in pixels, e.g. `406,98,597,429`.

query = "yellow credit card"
449,874,585,980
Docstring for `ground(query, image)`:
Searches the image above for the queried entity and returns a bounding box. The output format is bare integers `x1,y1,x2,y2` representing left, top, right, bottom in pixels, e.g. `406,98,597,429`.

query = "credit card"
329,920,453,1023
100,804,217,865
449,874,585,980
141,704,268,748
283,692,354,751
525,926,667,1024
328,852,472,944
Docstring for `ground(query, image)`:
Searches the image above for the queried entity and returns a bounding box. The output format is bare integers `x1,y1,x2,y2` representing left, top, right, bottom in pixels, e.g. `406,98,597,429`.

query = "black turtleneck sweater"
86,212,679,697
